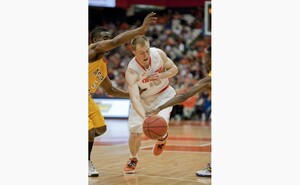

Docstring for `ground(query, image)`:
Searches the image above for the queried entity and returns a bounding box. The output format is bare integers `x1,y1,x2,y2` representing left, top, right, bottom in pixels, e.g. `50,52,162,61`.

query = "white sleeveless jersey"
127,47,169,98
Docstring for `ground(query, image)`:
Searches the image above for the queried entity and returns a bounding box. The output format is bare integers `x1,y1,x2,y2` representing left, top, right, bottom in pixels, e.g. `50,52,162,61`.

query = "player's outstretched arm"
92,12,157,54
182,76,211,100
147,76,211,115
126,68,146,119
100,76,129,98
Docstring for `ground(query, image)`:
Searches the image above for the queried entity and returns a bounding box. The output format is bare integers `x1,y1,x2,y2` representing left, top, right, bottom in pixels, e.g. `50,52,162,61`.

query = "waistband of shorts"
154,85,169,95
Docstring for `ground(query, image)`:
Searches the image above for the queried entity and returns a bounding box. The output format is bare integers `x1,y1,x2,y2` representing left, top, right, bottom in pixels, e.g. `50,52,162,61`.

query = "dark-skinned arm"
147,76,211,115
89,12,157,62
100,76,129,98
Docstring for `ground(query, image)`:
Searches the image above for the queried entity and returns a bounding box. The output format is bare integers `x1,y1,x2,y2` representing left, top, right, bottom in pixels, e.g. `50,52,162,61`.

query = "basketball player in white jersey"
123,35,178,174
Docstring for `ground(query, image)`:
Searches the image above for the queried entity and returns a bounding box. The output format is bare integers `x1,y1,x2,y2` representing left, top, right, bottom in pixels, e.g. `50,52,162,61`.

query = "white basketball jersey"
127,47,169,98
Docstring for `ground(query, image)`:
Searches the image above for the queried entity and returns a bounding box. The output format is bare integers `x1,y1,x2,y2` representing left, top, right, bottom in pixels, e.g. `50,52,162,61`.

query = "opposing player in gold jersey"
88,12,157,177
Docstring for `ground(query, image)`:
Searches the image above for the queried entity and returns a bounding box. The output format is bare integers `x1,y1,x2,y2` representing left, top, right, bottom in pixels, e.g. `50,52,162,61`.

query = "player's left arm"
148,49,178,81
100,76,129,98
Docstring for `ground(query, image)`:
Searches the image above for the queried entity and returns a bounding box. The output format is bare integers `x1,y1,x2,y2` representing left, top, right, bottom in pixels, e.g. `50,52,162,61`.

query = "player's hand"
145,108,160,117
145,111,155,117
145,111,152,117
148,72,161,81
140,12,157,32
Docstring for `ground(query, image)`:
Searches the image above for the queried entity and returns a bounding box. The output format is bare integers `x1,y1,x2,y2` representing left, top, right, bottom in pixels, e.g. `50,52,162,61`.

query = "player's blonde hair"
130,35,149,51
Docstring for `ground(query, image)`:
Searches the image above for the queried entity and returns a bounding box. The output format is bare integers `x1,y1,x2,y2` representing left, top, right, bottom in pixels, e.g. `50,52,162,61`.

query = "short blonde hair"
131,35,149,51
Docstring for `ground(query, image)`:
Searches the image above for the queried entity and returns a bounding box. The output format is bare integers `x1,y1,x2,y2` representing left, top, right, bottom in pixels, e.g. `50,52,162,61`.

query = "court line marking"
140,143,211,150
139,145,211,154
160,150,211,154
161,143,211,147
197,143,211,147
103,171,208,183
140,145,153,150
96,143,211,152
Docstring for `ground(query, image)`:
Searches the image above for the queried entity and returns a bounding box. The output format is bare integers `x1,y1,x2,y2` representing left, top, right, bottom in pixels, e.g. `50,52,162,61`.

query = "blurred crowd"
89,7,211,121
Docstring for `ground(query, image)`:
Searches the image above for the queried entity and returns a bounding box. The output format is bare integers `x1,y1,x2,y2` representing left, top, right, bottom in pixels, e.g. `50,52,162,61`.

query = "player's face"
134,43,150,64
93,31,110,43
100,31,110,41
95,31,110,54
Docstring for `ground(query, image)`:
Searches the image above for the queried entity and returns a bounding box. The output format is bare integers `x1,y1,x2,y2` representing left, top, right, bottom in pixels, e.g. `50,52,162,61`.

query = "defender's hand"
140,12,157,32
146,108,160,117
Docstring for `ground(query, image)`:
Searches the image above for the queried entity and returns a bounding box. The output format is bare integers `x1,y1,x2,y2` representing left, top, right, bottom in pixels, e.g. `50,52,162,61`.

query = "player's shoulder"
127,57,138,70
126,67,135,73
150,47,157,51
128,56,136,65
150,47,162,53
150,47,164,58
125,67,139,79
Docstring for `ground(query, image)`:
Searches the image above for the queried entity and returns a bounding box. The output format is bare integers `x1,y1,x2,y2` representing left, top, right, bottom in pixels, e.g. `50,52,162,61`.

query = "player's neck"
135,58,151,70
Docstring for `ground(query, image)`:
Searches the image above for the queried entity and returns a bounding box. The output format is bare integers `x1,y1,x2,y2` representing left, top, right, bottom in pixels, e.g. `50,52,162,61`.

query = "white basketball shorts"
128,86,176,133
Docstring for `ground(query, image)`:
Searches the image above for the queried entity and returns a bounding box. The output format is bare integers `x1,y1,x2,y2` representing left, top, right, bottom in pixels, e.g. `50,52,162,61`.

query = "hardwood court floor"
89,119,211,185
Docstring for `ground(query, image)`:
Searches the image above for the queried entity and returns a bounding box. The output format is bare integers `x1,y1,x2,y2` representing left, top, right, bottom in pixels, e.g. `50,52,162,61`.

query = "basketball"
143,115,168,140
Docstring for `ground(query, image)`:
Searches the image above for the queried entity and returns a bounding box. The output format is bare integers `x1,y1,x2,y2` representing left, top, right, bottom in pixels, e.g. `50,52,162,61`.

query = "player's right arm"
147,76,211,115
89,12,157,62
100,76,129,98
126,68,146,120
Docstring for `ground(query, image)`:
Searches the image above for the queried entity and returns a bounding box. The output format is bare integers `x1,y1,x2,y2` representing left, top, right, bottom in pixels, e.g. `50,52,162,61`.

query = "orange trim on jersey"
154,85,169,95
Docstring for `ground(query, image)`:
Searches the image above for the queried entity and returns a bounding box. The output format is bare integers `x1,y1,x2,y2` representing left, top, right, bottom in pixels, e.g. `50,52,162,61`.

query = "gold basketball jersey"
88,58,108,94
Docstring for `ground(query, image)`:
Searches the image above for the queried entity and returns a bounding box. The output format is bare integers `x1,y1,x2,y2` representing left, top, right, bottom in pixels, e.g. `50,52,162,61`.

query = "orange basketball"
143,115,168,140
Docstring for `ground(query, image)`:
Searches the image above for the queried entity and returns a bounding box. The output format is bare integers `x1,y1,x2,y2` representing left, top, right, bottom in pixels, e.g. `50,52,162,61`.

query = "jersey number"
149,79,162,87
